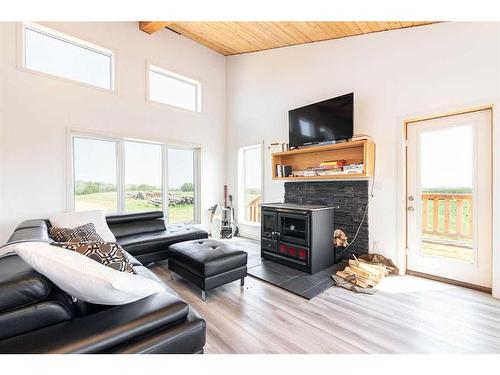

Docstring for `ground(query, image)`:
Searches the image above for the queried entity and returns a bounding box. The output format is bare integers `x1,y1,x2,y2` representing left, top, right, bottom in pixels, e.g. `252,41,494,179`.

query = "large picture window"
73,137,117,212
238,144,262,224
124,141,163,213
71,133,200,224
167,148,196,224
22,23,114,90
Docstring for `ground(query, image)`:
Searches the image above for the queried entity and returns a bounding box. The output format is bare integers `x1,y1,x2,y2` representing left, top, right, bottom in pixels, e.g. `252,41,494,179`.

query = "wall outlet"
372,240,380,253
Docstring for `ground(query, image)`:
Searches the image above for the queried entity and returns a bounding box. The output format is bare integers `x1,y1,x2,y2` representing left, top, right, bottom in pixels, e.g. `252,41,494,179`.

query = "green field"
75,191,194,223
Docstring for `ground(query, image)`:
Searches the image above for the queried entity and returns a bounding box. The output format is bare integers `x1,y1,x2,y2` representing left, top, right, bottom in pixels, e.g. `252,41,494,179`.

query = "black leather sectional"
0,211,209,354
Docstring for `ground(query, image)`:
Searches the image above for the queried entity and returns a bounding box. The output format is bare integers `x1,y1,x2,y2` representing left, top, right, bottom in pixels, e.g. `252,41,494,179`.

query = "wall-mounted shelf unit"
272,139,375,180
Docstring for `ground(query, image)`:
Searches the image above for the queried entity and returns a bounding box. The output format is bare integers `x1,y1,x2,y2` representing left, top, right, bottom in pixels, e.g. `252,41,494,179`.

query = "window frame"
70,132,120,213
238,143,264,227
165,145,202,225
19,22,116,92
123,139,164,214
68,130,201,224
146,63,202,113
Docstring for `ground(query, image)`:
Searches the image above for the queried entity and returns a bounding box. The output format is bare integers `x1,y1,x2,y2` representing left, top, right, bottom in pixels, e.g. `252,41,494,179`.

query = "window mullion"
261,140,265,203
193,148,201,224
162,145,169,223
117,139,125,213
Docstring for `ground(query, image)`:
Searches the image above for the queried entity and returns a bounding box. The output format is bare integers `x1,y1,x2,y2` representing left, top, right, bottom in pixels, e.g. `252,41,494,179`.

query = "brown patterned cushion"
49,223,104,243
52,241,134,274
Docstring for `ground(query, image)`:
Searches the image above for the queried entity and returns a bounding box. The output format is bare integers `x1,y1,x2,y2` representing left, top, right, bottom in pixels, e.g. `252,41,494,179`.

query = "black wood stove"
260,203,335,274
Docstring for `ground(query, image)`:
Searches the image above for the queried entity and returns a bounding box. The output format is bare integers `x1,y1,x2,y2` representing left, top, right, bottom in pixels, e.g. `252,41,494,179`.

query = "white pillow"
49,210,116,242
0,242,165,305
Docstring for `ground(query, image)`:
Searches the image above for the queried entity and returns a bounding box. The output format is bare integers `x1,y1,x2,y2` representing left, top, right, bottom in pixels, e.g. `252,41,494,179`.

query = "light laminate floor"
150,239,500,354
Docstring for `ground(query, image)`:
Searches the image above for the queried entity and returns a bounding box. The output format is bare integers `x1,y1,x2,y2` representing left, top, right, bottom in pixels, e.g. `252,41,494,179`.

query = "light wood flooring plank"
150,238,500,354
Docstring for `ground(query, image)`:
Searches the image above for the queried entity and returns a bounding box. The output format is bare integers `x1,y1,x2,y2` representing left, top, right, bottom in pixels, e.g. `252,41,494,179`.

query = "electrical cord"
341,143,376,256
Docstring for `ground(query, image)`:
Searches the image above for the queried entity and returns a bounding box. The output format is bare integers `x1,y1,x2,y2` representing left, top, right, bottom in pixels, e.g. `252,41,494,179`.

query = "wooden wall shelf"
272,140,375,181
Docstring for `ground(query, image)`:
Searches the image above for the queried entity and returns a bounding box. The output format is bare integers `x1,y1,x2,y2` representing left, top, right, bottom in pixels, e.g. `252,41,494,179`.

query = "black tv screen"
288,93,353,148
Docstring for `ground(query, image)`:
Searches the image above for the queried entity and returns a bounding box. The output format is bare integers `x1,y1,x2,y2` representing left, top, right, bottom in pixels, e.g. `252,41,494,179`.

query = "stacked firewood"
335,256,394,289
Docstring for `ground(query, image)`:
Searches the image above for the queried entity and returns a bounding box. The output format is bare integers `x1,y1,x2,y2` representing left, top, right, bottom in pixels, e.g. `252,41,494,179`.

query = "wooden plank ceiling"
139,21,435,55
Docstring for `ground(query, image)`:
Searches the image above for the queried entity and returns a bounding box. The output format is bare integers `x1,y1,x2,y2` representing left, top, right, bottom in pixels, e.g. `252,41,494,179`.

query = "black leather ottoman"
167,239,248,301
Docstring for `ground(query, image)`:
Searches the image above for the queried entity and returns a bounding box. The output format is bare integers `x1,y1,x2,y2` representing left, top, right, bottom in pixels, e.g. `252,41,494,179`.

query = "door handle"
407,206,415,212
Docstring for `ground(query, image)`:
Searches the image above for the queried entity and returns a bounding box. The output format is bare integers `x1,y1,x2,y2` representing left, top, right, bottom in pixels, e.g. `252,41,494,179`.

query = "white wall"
0,22,226,242
1,22,499,291
226,22,500,265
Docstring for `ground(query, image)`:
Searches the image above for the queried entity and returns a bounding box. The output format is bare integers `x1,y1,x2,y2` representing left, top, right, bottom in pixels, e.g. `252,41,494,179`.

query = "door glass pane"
74,138,117,212
419,125,473,262
125,142,162,212
168,149,195,223
244,146,262,223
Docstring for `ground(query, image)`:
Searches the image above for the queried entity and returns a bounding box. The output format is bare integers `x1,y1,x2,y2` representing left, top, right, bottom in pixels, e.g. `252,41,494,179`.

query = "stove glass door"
278,213,309,246
261,211,277,240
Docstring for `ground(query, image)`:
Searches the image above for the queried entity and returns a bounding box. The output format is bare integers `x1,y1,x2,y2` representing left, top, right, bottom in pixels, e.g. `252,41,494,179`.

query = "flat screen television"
288,93,353,148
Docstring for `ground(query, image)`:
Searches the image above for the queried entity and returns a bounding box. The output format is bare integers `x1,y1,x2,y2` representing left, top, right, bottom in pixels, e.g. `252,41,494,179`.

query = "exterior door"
406,109,492,288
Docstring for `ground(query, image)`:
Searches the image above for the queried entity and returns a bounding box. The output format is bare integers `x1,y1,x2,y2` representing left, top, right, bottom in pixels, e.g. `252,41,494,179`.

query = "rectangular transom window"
22,23,114,90
148,65,201,112
71,133,200,224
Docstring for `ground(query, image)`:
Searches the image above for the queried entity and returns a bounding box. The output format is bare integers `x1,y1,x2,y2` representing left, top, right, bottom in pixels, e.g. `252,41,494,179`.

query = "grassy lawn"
168,204,194,224
75,192,118,212
75,192,194,223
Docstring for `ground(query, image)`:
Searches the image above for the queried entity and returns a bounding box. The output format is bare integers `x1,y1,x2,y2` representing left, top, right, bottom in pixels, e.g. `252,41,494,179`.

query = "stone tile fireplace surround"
283,181,369,255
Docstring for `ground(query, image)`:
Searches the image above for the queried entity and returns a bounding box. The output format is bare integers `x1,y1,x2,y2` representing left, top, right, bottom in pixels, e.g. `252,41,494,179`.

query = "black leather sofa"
0,211,209,354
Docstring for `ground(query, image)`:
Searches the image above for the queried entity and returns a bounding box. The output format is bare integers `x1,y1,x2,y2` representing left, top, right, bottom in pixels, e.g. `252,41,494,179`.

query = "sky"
420,125,473,189
244,146,262,189
74,138,193,188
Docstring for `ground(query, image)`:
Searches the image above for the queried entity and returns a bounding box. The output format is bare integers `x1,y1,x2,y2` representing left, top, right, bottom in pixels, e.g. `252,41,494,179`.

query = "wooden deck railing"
421,193,472,240
248,195,262,223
